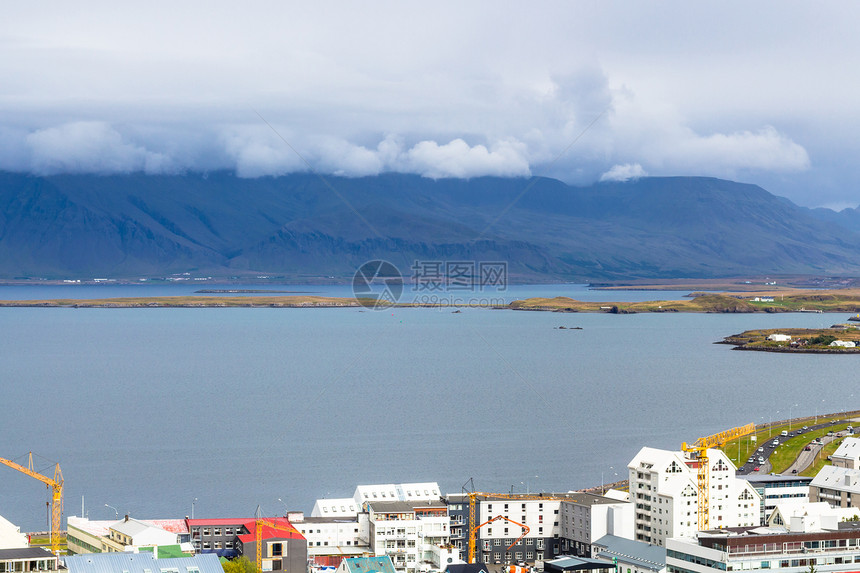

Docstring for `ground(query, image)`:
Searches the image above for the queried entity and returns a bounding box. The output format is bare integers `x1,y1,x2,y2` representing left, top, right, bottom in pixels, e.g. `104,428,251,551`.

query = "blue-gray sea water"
0,284,851,531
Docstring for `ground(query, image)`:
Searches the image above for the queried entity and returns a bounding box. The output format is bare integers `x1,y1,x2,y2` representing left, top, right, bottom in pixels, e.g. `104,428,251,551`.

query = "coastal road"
736,419,852,476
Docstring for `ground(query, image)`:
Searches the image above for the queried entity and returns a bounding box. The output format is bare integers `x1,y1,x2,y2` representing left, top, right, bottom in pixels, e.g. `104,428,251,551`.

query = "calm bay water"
0,285,853,532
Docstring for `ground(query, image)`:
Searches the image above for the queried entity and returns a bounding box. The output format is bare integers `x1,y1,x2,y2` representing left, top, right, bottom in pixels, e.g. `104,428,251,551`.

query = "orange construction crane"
0,452,63,553
465,492,578,563
681,423,755,531
254,513,302,571
471,515,529,555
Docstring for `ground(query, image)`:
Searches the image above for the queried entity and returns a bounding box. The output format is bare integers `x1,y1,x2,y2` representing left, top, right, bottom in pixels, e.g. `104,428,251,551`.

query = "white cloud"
26,122,173,175
600,163,647,182
399,138,531,179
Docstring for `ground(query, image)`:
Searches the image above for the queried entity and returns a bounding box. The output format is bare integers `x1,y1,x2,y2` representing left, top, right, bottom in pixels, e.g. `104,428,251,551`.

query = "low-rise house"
767,334,791,342
829,340,856,348
0,548,59,573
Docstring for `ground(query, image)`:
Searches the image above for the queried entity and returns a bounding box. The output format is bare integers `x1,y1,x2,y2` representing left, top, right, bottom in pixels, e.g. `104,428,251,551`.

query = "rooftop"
592,535,666,570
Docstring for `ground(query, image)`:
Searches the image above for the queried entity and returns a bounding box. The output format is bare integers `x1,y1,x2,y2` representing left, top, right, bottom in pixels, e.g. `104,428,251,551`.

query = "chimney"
125,514,129,522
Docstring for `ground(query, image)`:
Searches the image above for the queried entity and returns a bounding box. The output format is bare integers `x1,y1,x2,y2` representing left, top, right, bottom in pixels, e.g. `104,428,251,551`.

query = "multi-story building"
743,475,811,525
312,483,442,518
366,500,449,573
628,447,760,547
0,516,27,550
666,509,860,573
831,438,860,470
445,492,632,566
810,466,860,509
291,512,370,567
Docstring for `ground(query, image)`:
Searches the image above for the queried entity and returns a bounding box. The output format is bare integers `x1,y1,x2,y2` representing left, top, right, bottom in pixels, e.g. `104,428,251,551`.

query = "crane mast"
0,452,64,553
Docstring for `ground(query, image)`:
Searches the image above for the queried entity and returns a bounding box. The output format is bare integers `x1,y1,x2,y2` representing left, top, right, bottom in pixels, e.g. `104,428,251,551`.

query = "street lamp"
105,504,118,519
789,403,798,431
192,498,197,519
278,498,289,516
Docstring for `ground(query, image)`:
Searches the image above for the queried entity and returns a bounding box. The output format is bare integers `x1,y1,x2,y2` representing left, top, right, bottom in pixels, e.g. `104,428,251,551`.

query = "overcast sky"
2,2,859,208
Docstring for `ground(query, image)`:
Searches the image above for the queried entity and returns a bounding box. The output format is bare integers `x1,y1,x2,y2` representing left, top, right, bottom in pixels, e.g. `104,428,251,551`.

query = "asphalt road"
736,419,852,476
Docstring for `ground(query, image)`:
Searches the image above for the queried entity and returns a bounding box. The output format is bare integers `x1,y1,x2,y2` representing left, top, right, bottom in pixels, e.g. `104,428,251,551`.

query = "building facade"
742,475,811,525
628,447,761,546
809,466,860,510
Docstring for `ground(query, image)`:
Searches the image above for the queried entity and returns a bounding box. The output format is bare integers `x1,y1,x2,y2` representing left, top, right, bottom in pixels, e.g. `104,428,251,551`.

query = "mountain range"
1,171,859,282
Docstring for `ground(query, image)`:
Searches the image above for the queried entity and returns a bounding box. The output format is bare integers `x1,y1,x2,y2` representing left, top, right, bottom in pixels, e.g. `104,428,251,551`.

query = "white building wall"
629,447,760,547
0,515,28,550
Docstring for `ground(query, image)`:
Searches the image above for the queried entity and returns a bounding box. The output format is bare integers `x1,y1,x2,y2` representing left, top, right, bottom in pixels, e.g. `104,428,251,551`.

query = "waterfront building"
809,466,860,510
66,516,191,555
311,483,441,518
666,513,860,573
444,492,632,566
628,448,760,547
742,475,811,525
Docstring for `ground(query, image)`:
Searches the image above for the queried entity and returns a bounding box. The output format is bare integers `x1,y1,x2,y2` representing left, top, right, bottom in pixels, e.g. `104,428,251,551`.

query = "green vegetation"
27,533,67,553
222,557,259,573
722,416,850,472
723,326,860,352
801,439,847,477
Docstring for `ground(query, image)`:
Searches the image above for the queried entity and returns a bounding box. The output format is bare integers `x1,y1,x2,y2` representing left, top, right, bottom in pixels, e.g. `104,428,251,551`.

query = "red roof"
236,518,305,543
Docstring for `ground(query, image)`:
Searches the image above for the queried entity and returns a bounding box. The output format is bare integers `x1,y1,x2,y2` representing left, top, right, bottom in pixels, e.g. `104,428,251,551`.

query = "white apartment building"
366,500,449,573
312,483,441,518
628,447,760,546
291,513,370,562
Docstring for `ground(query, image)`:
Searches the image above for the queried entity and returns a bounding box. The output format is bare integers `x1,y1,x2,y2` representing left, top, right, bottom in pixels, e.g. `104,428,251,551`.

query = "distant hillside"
1,171,859,281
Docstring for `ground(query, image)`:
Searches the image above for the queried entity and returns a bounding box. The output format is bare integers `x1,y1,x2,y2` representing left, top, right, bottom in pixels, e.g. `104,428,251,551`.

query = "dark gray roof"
0,548,56,561
545,556,609,571
445,564,489,573
592,535,666,570
298,516,358,523
367,501,415,513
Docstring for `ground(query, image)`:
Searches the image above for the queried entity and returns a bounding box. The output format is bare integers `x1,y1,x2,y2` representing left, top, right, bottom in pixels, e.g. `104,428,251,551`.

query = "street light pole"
278,498,289,516
105,504,118,519
789,403,798,431
192,498,197,519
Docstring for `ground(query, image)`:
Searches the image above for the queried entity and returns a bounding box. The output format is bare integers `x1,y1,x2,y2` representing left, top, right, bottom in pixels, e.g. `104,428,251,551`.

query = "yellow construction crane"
0,452,63,553
465,491,580,563
254,514,302,571
681,423,755,531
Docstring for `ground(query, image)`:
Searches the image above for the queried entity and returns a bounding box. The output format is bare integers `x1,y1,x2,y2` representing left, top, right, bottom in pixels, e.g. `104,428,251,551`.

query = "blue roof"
340,556,397,573
64,552,223,573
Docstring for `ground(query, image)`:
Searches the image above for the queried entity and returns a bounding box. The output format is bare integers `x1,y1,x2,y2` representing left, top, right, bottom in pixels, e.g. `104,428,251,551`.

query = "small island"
720,325,860,353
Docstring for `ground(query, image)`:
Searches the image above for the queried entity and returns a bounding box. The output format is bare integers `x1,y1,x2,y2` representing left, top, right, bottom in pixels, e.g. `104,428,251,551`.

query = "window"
214,542,222,549
225,527,233,535
202,528,211,536
494,539,502,546
214,528,221,536
226,542,234,549
271,543,283,556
